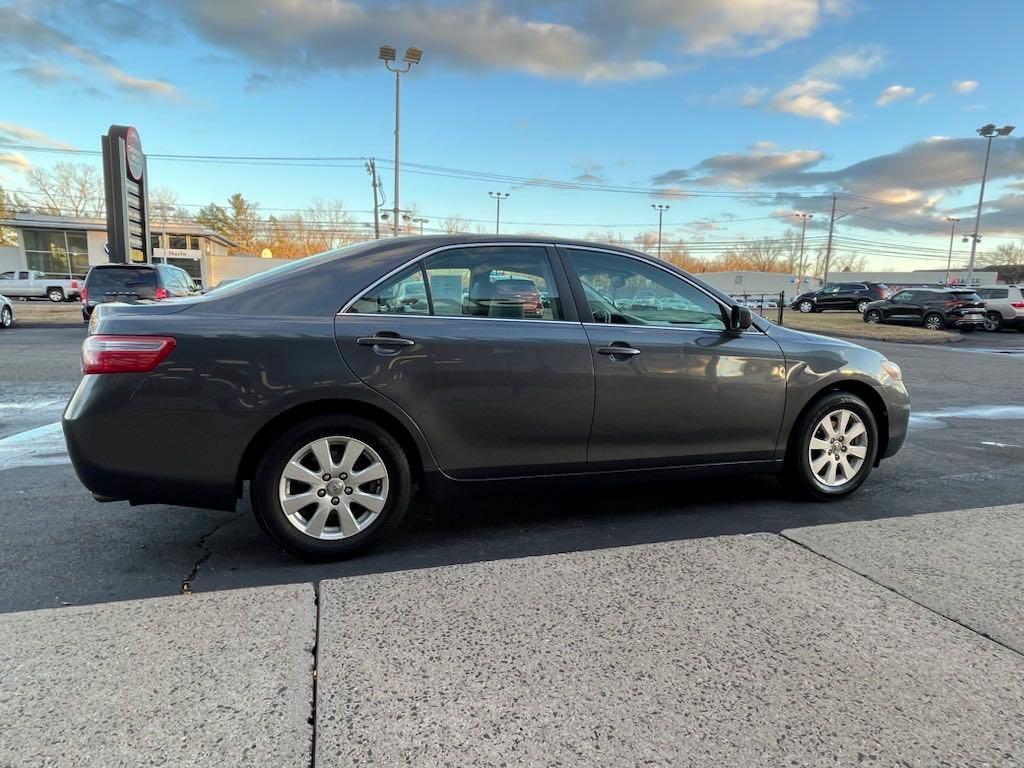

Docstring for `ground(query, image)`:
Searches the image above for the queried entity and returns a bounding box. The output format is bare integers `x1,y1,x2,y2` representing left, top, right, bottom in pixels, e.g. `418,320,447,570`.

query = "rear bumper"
62,375,242,511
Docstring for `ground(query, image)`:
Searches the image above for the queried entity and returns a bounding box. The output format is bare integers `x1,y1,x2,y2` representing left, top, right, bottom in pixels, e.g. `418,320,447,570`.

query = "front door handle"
357,335,415,348
597,344,640,358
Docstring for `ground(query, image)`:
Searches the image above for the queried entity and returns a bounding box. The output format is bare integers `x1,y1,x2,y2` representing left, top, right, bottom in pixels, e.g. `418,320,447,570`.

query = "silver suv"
976,285,1024,331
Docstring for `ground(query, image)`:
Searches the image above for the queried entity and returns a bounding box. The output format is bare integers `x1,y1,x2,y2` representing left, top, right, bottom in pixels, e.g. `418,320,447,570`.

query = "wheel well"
46,285,64,293
235,399,425,495
785,381,889,463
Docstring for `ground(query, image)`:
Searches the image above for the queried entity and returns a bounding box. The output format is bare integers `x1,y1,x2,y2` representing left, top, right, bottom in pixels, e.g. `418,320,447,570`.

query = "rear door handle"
357,335,415,347
597,344,640,358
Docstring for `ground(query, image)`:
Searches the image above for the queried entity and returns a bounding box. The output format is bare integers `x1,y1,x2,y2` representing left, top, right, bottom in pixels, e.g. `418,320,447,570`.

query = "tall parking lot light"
944,217,960,285
651,204,669,259
965,124,1014,286
489,192,510,234
795,212,813,290
380,45,423,236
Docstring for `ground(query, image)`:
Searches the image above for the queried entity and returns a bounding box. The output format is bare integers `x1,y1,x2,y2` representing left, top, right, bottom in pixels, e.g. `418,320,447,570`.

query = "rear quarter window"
977,288,1008,299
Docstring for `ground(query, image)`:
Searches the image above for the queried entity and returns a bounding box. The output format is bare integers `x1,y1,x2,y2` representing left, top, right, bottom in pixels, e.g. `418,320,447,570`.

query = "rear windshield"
87,267,158,297
949,291,981,301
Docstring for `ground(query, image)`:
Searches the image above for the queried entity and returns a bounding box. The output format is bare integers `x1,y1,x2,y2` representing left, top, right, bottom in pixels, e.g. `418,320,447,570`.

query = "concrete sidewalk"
2,529,1023,767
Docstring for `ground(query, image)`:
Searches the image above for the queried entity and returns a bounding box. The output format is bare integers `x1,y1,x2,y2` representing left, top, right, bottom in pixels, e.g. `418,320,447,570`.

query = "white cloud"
770,79,848,124
952,79,978,93
0,152,32,172
583,60,669,83
0,121,73,150
876,84,915,106
916,92,934,104
807,44,887,80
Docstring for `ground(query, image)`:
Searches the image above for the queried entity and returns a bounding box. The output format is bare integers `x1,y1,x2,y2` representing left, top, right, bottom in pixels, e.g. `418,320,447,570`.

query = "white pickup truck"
0,270,82,302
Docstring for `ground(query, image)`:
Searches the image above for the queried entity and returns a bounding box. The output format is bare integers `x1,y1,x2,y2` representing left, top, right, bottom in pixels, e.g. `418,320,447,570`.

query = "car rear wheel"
47,288,65,302
984,312,1003,332
856,299,869,313
923,312,945,331
251,415,412,561
863,309,882,324
788,392,878,500
0,306,11,328
798,300,814,313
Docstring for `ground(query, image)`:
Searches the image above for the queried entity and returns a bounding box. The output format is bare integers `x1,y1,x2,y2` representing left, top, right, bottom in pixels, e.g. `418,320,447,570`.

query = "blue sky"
1,0,1022,269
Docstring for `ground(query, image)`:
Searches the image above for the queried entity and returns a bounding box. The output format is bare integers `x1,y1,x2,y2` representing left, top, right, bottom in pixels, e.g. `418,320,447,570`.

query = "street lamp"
821,197,868,284
964,123,1014,286
489,192,510,234
794,212,813,290
412,217,428,235
944,217,960,285
379,44,423,236
651,203,670,259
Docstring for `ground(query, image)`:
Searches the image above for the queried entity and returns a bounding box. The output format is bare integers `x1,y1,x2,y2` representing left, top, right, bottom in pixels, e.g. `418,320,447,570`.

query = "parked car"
975,285,1024,331
0,269,82,302
64,236,909,561
81,263,200,322
792,282,888,314
733,295,779,310
862,287,987,331
0,293,14,329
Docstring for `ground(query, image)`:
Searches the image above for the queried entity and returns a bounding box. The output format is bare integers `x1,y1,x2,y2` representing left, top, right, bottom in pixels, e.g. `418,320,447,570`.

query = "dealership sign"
102,125,151,264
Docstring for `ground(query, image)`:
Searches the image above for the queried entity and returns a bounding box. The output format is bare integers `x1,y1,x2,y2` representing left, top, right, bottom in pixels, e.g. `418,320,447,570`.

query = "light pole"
413,217,428,235
489,192,510,234
944,217,960,284
651,203,669,259
794,212,813,290
379,45,422,237
965,123,1014,286
822,196,868,284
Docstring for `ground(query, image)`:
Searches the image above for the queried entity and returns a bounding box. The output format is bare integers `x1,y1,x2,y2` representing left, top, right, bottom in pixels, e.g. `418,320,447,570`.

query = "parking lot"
2,323,1023,765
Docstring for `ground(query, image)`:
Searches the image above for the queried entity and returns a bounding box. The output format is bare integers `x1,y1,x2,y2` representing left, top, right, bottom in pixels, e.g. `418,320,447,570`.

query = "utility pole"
366,158,381,239
822,193,837,285
944,217,959,285
795,212,813,290
379,45,422,237
651,203,669,259
966,123,1015,286
489,192,509,234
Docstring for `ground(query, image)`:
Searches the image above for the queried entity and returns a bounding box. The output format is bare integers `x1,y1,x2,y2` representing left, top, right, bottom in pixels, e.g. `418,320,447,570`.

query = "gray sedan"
63,236,909,560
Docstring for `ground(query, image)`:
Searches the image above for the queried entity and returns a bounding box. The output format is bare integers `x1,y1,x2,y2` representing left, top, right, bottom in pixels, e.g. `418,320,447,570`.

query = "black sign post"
101,125,150,264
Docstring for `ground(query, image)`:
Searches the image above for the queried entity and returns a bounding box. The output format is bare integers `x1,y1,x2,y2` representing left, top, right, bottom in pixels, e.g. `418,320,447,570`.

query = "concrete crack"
780,532,1024,659
309,582,321,768
180,513,242,594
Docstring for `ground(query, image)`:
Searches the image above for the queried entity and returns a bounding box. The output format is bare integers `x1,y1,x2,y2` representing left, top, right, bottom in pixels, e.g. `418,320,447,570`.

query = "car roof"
89,263,156,270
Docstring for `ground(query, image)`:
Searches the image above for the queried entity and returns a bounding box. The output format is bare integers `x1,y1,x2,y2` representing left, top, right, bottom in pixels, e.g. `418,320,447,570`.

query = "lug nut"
344,487,353,495
339,472,348,480
317,489,326,497
322,474,331,481
331,497,340,505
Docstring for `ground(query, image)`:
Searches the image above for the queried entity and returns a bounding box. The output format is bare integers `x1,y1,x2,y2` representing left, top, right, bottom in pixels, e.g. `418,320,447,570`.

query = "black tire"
787,392,878,501
250,415,412,561
984,312,1003,332
856,299,869,313
47,287,65,303
922,312,945,331
863,309,882,324
0,306,11,329
797,300,815,313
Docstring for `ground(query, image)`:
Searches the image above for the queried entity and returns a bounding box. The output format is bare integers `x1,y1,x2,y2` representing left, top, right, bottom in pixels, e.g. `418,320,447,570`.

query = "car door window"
565,249,726,330
350,267,431,316
0,272,13,279
891,291,913,303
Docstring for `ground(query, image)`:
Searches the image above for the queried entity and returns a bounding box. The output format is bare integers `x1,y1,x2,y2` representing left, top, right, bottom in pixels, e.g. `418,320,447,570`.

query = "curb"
812,329,965,345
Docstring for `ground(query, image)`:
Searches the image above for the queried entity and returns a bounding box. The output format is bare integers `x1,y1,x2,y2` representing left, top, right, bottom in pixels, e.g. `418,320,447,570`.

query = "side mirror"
729,304,753,331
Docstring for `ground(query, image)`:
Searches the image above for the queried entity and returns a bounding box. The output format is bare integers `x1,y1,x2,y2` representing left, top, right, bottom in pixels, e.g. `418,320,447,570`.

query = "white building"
697,271,823,300
0,213,237,287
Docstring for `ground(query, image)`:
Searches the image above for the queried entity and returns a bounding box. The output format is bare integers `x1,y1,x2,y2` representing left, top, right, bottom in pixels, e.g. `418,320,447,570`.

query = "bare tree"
18,162,105,217
442,215,469,234
743,237,784,272
0,187,17,246
983,241,1024,283
830,251,867,273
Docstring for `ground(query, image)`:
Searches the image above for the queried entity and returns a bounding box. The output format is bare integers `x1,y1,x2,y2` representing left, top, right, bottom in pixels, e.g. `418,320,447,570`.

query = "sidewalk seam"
779,532,1023,659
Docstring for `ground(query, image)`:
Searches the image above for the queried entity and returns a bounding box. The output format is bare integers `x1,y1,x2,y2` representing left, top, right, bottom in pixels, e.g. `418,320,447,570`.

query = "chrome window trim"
337,313,579,326
338,241,561,316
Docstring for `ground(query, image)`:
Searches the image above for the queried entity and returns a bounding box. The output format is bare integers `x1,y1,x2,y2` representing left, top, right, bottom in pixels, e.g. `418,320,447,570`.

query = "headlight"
881,360,902,382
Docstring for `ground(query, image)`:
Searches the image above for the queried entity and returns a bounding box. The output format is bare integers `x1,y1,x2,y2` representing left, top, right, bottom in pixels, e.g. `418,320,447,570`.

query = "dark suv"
862,287,986,331
81,263,198,322
793,282,888,314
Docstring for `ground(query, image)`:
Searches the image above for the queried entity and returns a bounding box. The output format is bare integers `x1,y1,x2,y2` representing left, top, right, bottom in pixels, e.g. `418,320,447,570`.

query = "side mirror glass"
730,304,753,331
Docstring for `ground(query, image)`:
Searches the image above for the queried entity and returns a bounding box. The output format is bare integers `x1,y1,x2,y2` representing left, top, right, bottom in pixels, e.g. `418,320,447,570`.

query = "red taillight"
154,287,169,300
82,335,176,374
80,287,87,304
71,279,79,289
1011,301,1024,309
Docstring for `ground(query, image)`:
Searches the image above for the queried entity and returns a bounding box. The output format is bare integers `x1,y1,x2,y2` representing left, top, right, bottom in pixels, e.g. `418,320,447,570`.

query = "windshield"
87,267,158,297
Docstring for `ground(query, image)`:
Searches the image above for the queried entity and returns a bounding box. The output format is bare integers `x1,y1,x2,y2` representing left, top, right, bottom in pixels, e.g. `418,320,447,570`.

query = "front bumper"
880,380,910,459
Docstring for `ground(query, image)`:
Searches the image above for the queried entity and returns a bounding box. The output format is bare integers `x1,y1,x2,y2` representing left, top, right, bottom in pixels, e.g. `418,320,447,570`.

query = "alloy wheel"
807,409,869,488
277,436,389,540
857,300,869,313
864,310,881,324
984,312,1002,332
799,300,814,313
1,307,10,327
924,314,944,330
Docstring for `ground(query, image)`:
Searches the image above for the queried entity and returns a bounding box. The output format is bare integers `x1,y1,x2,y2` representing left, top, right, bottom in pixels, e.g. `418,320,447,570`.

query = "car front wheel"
863,309,882,324
798,300,815,313
251,415,412,561
788,392,878,500
0,306,11,328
